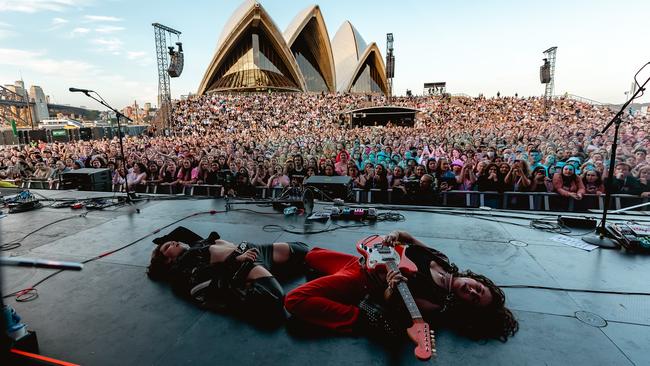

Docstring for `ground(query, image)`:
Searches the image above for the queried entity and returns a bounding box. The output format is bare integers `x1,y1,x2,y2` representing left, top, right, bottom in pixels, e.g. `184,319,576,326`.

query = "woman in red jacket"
285,231,518,341
552,165,585,200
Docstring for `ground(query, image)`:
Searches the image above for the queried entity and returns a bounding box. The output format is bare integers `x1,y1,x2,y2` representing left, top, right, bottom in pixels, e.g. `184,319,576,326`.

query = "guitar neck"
387,261,423,320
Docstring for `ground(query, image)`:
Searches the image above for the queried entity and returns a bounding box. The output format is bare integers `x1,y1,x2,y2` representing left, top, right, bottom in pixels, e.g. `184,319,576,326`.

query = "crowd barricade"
13,180,650,212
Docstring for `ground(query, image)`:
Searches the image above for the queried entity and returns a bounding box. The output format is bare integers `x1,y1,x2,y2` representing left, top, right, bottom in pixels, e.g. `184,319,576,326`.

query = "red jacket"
552,173,586,197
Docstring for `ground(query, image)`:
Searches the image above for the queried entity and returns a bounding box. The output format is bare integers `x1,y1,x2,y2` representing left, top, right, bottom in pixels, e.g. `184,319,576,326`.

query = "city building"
29,85,50,122
198,1,388,95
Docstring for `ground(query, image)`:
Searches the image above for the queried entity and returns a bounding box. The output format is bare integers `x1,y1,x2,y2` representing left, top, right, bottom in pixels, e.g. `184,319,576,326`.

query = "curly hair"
441,270,519,342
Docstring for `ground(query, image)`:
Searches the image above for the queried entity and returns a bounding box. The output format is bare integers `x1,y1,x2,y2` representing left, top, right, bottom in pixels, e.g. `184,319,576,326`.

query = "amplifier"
61,168,112,191
304,175,352,200
558,216,597,229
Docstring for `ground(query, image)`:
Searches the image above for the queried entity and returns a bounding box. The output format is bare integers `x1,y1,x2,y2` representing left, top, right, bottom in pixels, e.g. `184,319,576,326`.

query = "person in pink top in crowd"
552,165,585,200
335,151,350,176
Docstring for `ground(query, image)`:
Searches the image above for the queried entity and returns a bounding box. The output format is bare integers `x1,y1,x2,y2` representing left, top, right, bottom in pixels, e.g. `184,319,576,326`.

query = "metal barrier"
13,180,650,212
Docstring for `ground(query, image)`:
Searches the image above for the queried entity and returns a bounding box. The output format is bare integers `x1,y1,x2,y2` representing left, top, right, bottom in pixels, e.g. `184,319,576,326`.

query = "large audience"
1,93,649,205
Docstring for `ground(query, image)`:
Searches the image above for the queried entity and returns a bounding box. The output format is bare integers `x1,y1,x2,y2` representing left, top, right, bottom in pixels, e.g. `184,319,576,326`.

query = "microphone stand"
76,90,134,203
582,68,649,248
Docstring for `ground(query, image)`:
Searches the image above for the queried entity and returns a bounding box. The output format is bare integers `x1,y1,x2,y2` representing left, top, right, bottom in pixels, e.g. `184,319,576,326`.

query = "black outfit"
153,226,308,325
291,167,306,185
388,245,457,328
403,246,456,306
611,176,643,195
205,170,220,185
477,175,500,192
640,181,650,193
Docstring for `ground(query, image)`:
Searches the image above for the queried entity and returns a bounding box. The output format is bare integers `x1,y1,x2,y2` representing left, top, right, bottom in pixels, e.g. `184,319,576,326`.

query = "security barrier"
12,180,650,212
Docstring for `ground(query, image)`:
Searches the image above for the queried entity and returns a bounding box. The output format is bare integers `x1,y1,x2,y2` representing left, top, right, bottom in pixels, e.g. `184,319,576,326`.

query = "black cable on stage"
3,209,226,301
261,211,405,235
499,284,650,296
0,213,89,252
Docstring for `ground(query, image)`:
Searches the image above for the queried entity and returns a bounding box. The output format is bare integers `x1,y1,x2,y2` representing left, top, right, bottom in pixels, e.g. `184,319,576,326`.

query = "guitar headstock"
406,319,436,360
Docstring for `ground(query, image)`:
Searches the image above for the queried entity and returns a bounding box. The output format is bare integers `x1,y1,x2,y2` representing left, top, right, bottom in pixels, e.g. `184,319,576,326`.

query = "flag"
10,119,17,136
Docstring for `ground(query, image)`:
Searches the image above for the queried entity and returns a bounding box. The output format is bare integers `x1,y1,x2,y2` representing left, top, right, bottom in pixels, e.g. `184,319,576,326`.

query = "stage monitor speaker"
61,168,111,191
304,175,353,200
540,61,551,84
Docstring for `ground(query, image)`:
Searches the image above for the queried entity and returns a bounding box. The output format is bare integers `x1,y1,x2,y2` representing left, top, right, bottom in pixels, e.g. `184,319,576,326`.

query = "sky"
1,0,649,110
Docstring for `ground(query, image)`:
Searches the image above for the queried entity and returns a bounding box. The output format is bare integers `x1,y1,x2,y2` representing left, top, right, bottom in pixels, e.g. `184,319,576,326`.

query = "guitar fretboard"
386,260,422,320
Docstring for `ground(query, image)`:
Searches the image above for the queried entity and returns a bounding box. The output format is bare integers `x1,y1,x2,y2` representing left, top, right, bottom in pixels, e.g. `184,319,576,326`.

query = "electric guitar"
356,235,436,360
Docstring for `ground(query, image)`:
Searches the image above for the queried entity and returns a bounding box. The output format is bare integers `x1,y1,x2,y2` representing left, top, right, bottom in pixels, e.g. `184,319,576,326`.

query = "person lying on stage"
147,226,308,326
284,230,518,341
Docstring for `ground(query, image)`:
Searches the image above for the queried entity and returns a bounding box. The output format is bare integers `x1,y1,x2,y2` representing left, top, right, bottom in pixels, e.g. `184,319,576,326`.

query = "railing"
555,94,606,106
14,179,650,213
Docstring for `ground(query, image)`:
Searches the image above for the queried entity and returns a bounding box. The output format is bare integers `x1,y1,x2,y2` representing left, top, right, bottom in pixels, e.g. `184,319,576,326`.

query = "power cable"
499,284,650,296
3,209,225,301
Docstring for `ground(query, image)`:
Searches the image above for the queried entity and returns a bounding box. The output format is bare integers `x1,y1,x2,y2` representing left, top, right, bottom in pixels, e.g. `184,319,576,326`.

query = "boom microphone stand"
582,63,649,248
69,88,133,203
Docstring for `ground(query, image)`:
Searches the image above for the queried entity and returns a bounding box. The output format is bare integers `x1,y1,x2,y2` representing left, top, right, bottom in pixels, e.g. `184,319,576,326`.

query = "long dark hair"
440,270,519,341
147,246,172,282
561,166,578,188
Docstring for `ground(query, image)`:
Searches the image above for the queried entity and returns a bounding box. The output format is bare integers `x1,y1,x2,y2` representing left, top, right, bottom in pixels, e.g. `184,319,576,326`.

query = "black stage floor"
2,189,650,365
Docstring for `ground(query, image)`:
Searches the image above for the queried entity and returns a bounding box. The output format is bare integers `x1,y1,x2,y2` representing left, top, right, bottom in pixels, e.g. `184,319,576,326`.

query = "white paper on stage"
550,235,599,251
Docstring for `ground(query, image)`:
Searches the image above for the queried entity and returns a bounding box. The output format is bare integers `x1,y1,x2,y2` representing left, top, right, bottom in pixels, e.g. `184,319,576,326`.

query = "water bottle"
284,206,297,216
3,305,27,339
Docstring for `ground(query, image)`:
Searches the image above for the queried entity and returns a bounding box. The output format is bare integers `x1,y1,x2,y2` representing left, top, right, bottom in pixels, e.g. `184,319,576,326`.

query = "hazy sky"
1,0,648,109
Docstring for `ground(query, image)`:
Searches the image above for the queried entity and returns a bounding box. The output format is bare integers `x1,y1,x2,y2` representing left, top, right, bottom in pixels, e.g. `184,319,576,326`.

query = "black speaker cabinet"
61,168,112,191
304,175,353,200
540,62,551,84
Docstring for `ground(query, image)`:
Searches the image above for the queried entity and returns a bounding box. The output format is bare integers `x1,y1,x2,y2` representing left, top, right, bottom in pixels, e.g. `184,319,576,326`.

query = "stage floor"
2,190,650,366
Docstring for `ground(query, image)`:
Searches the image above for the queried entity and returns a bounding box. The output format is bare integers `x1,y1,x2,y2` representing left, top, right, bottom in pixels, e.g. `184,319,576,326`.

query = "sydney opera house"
197,0,389,95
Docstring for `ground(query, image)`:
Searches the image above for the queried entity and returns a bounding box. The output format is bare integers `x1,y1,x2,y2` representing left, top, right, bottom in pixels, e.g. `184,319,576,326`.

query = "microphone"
68,87,93,94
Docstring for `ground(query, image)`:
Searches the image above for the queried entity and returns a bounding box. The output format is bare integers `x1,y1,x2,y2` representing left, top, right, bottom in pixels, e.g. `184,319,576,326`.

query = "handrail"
555,94,606,106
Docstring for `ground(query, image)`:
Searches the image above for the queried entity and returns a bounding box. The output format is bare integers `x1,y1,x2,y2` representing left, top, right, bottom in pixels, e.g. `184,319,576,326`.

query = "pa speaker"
540,61,551,84
386,54,395,79
168,42,184,78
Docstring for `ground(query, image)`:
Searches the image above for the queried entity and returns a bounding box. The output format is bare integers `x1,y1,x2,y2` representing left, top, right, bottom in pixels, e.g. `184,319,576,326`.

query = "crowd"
1,93,649,204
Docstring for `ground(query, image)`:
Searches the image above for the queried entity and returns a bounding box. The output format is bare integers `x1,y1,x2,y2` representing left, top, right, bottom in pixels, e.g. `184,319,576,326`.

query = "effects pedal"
330,207,377,221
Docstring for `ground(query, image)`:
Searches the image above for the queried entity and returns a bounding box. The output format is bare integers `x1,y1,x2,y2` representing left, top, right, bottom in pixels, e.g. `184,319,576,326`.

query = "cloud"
83,15,123,22
0,48,97,77
127,51,153,66
48,16,69,30
52,17,68,25
0,21,14,39
0,47,158,108
91,37,123,54
126,51,146,60
94,25,125,34
0,28,14,39
71,27,90,36
0,0,92,13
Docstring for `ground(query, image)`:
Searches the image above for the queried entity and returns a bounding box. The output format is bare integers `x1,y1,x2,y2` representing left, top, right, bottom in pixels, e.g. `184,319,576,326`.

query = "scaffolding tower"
385,33,395,102
152,23,181,132
543,47,557,100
